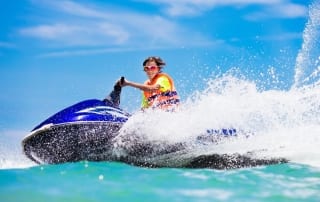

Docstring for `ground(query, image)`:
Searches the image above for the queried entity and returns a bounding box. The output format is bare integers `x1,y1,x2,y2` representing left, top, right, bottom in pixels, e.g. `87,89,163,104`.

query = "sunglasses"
143,65,158,71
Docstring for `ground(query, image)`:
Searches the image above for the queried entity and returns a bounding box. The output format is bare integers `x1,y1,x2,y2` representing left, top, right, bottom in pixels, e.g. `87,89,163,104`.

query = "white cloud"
277,3,308,18
20,24,81,40
245,2,307,20
136,0,307,17
17,0,307,56
33,0,115,19
19,23,130,46
19,0,214,51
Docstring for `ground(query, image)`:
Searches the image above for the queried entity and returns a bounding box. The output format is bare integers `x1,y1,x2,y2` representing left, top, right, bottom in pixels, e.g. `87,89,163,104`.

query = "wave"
112,75,320,168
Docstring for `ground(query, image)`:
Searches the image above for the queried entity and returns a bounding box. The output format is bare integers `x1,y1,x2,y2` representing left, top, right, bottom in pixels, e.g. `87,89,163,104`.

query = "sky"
0,0,314,133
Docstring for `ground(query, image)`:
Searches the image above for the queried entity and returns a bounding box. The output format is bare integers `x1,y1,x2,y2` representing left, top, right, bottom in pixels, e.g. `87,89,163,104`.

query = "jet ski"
22,77,287,168
22,77,130,164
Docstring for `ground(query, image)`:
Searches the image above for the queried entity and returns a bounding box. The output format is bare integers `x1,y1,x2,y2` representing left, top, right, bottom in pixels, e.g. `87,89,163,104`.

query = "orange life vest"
143,73,180,109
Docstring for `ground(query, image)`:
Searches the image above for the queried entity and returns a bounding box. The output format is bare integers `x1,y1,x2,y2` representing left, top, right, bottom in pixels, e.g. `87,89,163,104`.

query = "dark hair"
143,56,166,69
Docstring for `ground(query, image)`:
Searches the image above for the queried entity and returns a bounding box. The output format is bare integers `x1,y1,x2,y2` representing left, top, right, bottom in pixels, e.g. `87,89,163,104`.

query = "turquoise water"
1,161,319,202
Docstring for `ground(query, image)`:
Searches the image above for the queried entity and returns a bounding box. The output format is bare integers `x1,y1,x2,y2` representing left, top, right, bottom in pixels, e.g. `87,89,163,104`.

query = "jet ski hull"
23,122,122,164
23,119,287,169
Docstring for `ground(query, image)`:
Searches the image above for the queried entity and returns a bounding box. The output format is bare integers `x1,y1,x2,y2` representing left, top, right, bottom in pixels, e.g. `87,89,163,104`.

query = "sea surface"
0,162,319,202
1,1,320,202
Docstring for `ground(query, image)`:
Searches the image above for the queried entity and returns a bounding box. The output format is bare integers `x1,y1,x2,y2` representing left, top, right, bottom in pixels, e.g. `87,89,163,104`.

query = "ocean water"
0,162,319,202
1,1,320,202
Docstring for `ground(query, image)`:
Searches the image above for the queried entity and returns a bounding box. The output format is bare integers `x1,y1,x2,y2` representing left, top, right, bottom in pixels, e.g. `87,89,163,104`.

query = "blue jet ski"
22,77,286,168
22,77,130,164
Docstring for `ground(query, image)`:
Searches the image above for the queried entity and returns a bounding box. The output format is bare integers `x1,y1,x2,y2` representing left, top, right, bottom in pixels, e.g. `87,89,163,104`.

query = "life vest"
142,73,180,110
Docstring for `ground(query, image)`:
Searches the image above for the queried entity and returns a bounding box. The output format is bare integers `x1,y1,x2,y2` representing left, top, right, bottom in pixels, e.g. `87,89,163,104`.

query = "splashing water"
294,0,320,88
114,1,320,168
0,130,35,169
113,74,320,167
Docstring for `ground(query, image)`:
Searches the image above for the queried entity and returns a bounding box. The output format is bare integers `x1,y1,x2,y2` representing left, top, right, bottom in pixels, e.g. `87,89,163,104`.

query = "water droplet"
98,175,104,180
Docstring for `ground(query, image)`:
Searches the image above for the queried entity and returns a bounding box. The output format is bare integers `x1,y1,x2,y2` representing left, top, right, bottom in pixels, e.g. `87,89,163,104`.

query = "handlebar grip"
120,76,125,85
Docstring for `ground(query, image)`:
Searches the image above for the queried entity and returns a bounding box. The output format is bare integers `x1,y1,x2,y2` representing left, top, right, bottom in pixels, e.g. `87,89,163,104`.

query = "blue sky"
0,0,313,131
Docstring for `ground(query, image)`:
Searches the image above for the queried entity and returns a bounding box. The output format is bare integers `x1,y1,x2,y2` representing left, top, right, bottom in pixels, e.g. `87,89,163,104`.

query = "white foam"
294,0,320,88
0,129,36,169
116,75,320,168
